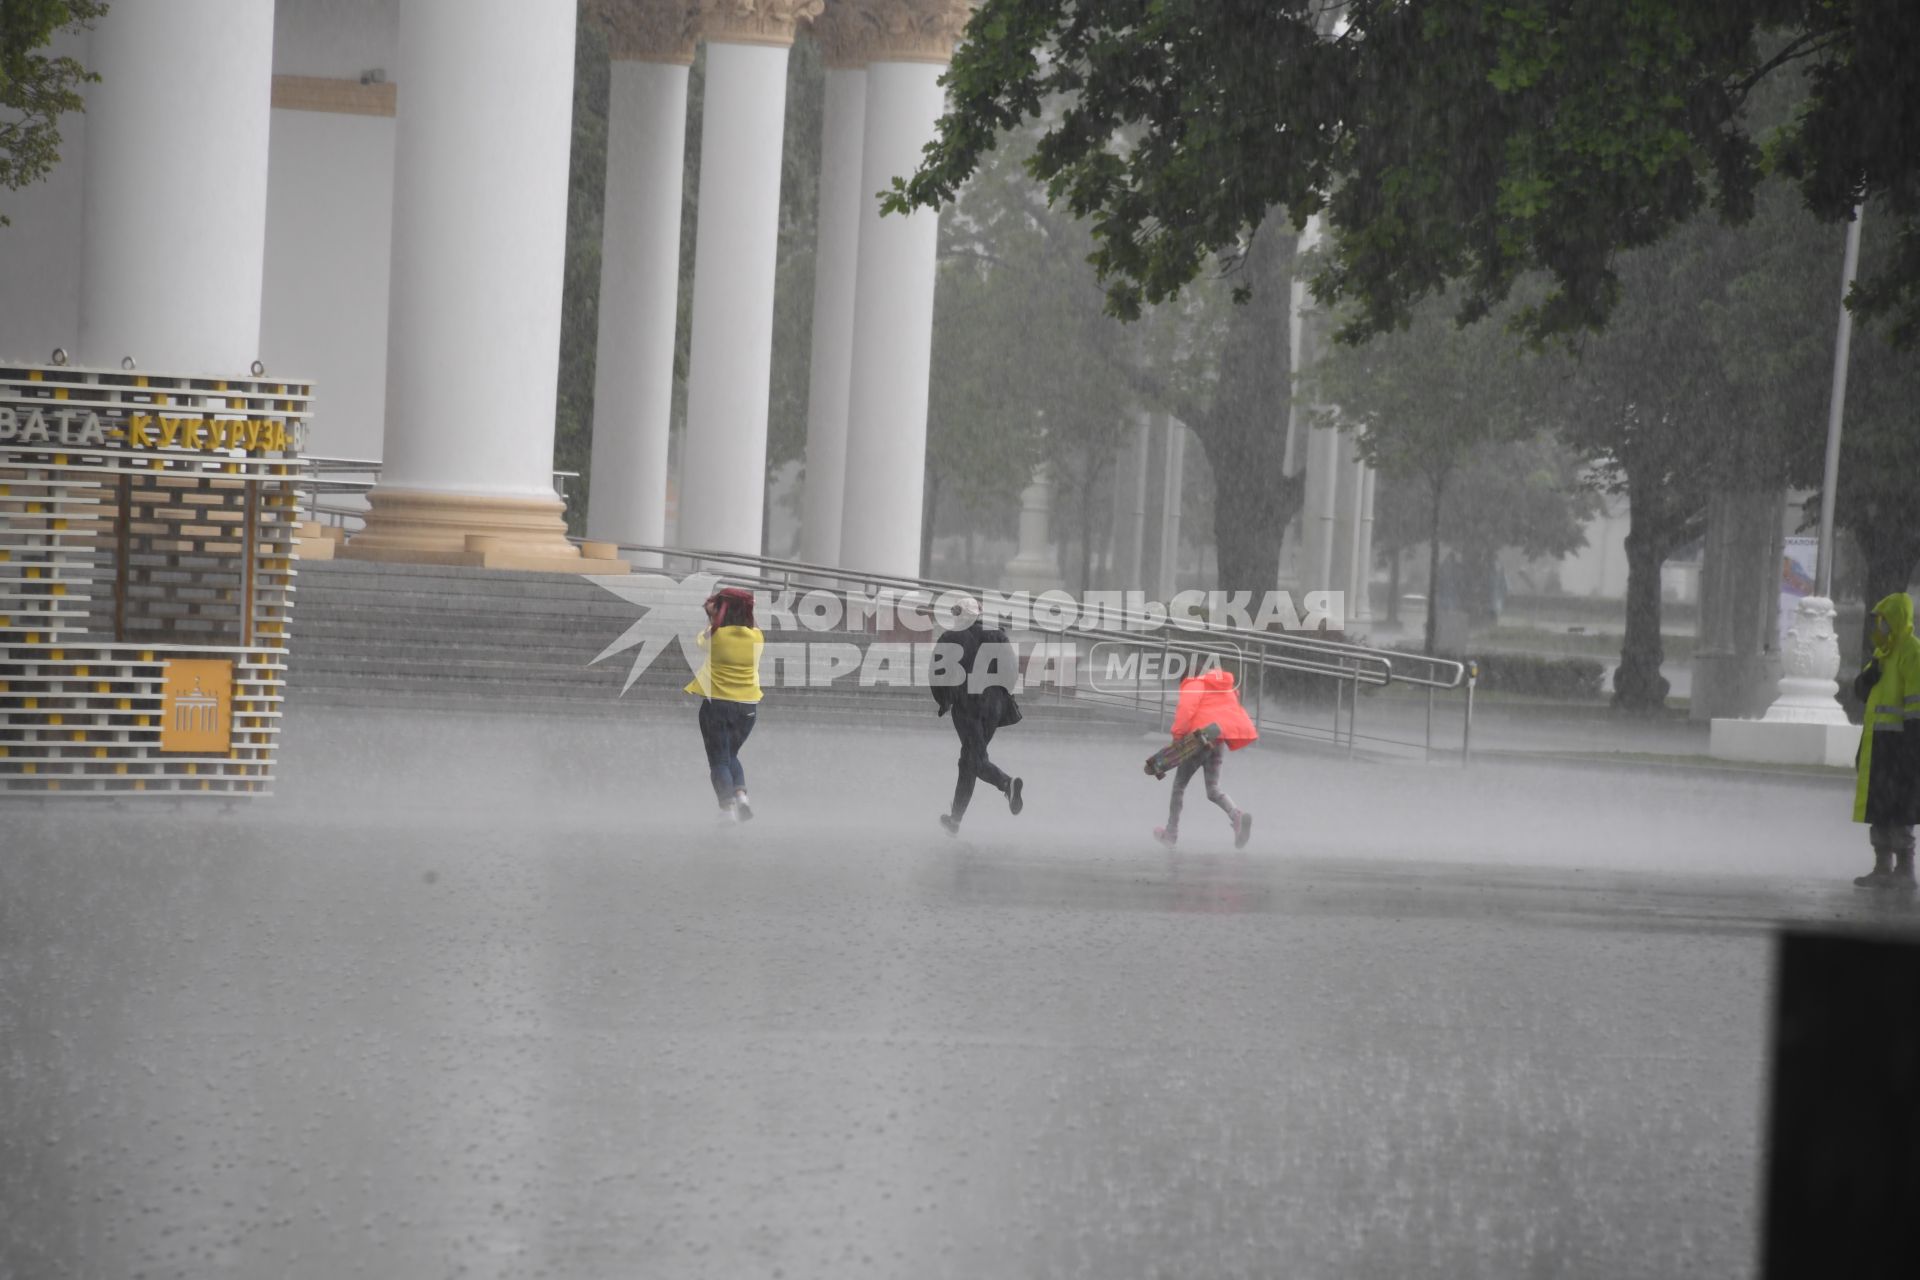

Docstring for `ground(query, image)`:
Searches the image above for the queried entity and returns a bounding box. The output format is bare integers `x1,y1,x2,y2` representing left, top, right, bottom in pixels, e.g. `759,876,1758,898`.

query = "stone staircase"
284,559,1148,732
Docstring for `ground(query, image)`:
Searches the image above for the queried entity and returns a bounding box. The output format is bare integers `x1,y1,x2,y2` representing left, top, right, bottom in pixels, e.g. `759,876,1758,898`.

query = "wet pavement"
2,708,1912,1279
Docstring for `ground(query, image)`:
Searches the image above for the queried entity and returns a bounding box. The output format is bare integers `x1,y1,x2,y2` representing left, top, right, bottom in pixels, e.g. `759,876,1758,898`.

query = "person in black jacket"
930,597,1025,834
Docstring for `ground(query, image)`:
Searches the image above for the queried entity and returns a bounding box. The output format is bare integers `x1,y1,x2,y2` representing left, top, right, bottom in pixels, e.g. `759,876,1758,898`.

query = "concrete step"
278,560,1152,732
281,687,1147,736
283,679,1125,725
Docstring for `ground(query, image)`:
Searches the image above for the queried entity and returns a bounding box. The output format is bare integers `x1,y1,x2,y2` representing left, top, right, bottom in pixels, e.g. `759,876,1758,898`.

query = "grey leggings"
1166,744,1238,834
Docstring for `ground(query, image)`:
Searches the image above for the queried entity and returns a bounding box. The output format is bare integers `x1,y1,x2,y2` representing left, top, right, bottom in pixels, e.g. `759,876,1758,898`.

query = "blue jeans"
697,699,756,807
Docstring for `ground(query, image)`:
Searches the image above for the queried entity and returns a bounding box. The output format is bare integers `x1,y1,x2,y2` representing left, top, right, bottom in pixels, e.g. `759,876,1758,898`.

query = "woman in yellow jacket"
1850,592,1920,890
686,586,765,822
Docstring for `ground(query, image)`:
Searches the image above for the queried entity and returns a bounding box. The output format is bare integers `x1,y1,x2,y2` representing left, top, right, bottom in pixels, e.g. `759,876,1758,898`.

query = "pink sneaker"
1154,826,1177,848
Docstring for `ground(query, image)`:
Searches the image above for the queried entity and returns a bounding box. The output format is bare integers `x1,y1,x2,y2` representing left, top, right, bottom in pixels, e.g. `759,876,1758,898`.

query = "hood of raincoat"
1170,665,1258,749
1872,593,1914,660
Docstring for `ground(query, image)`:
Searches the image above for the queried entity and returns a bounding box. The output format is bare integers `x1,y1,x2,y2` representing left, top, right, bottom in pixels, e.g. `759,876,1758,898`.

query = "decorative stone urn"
1763,595,1851,725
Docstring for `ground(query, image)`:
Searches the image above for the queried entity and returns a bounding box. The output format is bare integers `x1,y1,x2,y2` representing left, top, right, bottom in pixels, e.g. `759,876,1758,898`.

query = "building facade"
0,0,1370,600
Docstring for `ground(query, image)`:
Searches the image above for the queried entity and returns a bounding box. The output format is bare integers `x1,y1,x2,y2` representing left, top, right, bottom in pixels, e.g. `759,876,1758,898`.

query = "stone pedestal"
1711,595,1860,768
1000,466,1060,594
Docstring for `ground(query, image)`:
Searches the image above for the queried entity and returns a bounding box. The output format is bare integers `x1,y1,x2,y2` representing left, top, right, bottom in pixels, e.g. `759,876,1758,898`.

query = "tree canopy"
886,0,1920,347
0,0,106,227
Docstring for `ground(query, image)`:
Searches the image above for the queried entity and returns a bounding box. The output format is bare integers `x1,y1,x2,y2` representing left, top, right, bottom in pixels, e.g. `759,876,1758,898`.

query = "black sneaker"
1008,777,1024,816
939,814,960,836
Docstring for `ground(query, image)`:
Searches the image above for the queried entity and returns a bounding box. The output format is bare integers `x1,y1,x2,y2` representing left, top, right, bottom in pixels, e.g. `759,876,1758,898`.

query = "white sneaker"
734,792,754,822
715,804,738,824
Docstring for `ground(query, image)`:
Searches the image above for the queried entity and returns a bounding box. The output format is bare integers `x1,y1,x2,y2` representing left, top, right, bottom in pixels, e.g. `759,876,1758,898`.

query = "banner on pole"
1780,536,1818,650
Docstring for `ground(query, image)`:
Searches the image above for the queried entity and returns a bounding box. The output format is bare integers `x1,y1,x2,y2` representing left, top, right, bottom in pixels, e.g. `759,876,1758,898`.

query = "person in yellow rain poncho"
1849,593,1920,890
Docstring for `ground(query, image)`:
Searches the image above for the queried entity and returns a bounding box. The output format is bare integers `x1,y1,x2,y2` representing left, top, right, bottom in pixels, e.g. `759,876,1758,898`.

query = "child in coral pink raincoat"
1157,665,1258,848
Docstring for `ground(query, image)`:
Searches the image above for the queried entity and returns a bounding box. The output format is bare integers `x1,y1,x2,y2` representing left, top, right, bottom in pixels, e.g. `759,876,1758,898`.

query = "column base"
294,521,339,561
340,488,630,575
1709,717,1860,769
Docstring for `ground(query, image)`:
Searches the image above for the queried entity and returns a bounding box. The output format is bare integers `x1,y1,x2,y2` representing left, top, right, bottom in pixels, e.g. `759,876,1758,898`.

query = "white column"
346,0,597,571
78,0,274,375
585,6,695,555
1109,407,1151,587
798,61,870,566
678,32,795,555
1355,464,1377,628
1311,423,1343,592
837,57,948,576
1158,418,1187,601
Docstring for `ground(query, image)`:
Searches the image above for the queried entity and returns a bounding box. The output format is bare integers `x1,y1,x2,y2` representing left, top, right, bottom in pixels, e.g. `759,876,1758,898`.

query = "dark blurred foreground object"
1764,932,1920,1279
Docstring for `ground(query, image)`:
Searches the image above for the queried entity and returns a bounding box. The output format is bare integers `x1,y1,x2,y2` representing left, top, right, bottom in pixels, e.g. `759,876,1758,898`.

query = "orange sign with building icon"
161,660,233,753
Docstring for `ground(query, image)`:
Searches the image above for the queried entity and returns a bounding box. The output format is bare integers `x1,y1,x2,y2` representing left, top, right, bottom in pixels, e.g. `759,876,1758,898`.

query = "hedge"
1463,652,1607,700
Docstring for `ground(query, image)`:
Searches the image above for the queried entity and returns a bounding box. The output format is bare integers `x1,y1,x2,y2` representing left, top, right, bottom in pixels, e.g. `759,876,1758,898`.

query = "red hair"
707,587,756,630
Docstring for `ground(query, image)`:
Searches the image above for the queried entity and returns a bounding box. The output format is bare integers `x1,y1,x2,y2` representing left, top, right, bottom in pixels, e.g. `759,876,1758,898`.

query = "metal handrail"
272,452,1476,758
608,539,1476,759
611,539,1458,690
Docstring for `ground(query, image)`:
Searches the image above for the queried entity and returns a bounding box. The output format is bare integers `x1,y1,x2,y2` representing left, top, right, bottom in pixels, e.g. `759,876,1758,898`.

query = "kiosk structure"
1,363,309,797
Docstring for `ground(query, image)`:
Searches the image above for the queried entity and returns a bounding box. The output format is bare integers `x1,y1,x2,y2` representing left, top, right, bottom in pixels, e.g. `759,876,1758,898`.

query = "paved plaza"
3,707,1914,1278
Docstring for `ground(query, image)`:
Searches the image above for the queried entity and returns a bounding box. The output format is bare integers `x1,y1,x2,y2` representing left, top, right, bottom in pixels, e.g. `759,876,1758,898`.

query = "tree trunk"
1079,445,1096,593
1387,546,1402,624
1204,453,1303,596
1194,221,1301,597
1424,474,1447,655
1613,515,1671,711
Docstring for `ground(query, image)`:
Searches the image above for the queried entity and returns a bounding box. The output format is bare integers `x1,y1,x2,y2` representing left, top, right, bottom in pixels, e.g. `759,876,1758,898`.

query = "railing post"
1253,640,1265,728
1333,675,1343,747
1425,684,1435,761
1347,669,1358,759
1158,632,1171,730
1133,637,1142,715
1462,660,1477,766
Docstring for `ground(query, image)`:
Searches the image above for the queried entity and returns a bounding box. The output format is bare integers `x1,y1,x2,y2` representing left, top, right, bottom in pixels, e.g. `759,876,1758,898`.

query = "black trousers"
950,711,1011,820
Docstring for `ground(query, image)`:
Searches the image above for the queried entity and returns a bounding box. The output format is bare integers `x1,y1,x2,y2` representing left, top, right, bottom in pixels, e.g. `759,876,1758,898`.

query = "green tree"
923,126,1136,582
1310,293,1564,653
0,0,106,227
885,1,1920,349
1542,240,1735,709
921,251,1046,575
928,120,1303,593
